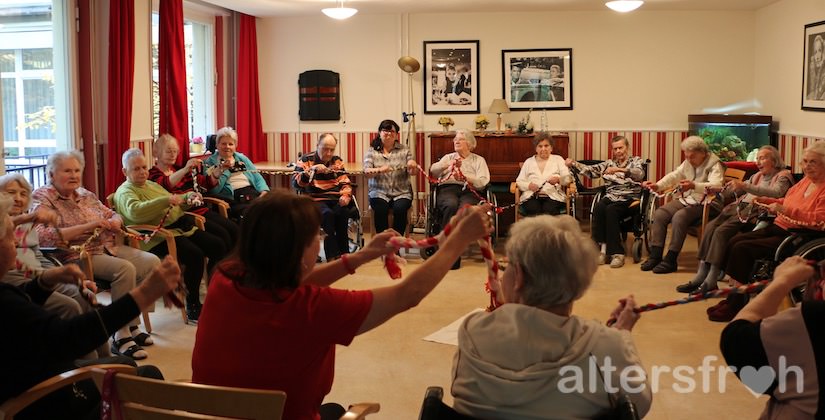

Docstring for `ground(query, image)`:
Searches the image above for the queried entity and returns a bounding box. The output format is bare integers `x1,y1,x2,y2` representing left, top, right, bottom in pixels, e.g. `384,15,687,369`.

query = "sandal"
111,337,147,360
129,326,153,346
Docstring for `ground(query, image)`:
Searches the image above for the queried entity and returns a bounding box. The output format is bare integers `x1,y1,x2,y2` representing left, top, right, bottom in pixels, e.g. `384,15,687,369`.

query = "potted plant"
474,115,490,132
190,136,205,153
438,116,454,132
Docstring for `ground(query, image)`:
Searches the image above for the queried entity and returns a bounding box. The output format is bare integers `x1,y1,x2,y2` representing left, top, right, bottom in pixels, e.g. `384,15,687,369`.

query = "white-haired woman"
640,136,724,274
451,215,651,419
677,145,793,295
114,148,227,322
31,151,161,360
430,129,490,269
202,126,269,219
0,190,181,419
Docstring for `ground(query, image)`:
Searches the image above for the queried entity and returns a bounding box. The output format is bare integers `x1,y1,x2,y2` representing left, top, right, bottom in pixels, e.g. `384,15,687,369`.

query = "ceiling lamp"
322,0,358,20
605,0,644,12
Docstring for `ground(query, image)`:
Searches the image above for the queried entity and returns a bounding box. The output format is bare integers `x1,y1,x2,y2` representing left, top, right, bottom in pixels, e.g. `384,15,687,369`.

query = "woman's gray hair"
0,195,13,240
47,150,85,178
216,126,238,143
804,141,825,164
681,136,709,153
121,148,145,169
153,133,178,155
505,215,598,307
532,132,554,149
0,173,32,196
759,145,785,169
455,129,476,150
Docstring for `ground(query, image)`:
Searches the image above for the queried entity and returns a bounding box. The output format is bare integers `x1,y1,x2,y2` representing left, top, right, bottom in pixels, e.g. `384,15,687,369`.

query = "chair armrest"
509,182,518,194
124,226,177,259
186,213,206,231
339,403,380,420
203,197,229,218
0,364,135,420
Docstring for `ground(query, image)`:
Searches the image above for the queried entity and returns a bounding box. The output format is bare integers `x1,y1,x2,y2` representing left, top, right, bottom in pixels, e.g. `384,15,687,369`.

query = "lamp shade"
489,99,510,114
397,56,421,74
605,0,644,12
322,6,358,19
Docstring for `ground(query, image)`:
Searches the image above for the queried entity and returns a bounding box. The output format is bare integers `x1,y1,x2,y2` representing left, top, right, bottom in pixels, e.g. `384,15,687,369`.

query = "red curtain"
158,0,190,164
215,16,225,129
105,0,135,196
237,14,266,162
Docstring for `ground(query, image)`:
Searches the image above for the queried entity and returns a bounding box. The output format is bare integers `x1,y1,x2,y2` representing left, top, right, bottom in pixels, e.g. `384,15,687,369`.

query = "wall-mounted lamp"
488,99,510,133
322,0,358,19
605,0,644,12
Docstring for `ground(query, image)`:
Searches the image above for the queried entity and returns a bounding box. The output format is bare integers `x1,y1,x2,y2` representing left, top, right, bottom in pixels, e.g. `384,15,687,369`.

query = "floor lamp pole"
403,72,419,228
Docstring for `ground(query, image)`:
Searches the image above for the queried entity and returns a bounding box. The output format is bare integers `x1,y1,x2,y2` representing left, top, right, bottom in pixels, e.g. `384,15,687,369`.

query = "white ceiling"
200,0,781,18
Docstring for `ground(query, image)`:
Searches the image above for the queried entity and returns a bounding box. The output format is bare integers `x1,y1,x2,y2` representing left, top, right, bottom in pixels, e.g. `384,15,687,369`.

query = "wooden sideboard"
429,132,569,182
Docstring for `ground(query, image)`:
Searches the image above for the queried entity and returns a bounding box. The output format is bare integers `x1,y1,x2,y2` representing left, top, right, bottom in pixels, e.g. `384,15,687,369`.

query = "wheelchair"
570,159,653,263
421,182,498,260
294,185,364,258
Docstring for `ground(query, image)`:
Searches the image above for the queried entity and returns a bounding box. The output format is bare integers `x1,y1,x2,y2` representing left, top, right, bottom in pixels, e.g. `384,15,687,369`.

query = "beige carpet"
139,235,768,419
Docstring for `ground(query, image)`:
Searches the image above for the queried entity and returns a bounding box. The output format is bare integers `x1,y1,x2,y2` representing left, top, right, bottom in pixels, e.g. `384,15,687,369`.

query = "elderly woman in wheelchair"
450,215,651,419
677,145,794,295
708,142,825,322
515,131,573,217
430,129,490,269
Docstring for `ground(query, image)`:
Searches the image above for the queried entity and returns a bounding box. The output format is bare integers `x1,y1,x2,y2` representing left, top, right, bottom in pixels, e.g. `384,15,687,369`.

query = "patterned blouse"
363,142,413,201
573,156,646,203
31,184,118,261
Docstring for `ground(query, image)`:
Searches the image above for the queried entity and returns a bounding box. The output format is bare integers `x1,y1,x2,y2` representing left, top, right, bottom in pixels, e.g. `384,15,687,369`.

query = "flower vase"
442,124,451,132
191,143,204,154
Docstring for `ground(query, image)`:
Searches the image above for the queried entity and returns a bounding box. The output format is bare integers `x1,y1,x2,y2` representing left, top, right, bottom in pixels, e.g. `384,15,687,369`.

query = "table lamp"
489,99,510,133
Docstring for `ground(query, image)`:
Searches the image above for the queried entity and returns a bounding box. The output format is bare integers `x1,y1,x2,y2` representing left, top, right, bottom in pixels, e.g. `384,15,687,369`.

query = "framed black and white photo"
803,20,825,111
423,40,479,113
502,48,572,110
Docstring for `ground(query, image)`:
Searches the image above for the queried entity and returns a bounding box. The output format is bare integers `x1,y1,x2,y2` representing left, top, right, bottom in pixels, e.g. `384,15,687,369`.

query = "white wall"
755,0,825,137
258,10,757,133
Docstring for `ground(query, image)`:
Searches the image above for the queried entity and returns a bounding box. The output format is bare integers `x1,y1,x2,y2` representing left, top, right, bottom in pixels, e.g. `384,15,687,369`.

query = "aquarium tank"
688,114,776,162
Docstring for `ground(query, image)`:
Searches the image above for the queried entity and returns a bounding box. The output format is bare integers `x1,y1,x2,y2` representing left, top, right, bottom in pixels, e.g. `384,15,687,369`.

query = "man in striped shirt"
294,133,353,261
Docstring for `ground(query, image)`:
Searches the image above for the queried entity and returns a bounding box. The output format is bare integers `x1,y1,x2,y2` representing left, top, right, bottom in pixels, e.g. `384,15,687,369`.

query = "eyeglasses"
380,129,397,134
319,146,336,152
318,230,328,240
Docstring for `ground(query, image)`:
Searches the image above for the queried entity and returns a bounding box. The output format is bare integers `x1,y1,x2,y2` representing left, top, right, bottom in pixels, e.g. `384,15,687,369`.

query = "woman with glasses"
363,120,418,235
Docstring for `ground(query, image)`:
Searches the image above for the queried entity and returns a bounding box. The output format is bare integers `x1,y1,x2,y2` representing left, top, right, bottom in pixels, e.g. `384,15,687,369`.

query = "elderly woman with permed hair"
450,215,651,419
640,136,724,274
202,126,269,219
429,128,490,269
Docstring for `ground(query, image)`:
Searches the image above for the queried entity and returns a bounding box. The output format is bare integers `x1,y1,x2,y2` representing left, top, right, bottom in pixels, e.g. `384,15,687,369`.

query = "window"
0,0,74,188
151,12,215,143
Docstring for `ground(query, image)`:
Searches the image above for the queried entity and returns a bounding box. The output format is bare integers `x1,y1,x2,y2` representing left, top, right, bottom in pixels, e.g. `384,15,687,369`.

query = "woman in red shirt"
191,190,491,420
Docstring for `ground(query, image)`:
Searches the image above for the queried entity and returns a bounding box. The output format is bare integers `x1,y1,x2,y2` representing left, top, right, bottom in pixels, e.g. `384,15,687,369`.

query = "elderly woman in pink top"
32,150,161,360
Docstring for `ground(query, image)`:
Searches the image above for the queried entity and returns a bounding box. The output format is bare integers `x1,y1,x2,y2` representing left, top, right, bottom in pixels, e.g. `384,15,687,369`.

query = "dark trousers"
203,209,239,251
723,224,788,284
319,200,351,259
697,204,754,265
370,197,411,234
436,184,482,231
148,229,227,304
591,197,634,256
522,197,566,217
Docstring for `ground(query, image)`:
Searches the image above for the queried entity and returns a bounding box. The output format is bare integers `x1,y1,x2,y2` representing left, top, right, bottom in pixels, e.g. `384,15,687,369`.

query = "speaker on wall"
298,70,341,121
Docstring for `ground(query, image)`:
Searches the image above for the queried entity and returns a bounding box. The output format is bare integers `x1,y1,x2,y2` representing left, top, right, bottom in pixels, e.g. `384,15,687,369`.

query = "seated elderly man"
451,215,651,419
293,133,354,261
114,148,227,322
566,135,645,268
641,136,724,274
430,129,490,269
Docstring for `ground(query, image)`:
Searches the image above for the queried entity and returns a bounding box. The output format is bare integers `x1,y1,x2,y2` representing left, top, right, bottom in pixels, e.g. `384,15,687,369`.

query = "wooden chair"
202,197,230,219
106,194,188,327
0,364,135,420
89,368,380,420
692,167,747,243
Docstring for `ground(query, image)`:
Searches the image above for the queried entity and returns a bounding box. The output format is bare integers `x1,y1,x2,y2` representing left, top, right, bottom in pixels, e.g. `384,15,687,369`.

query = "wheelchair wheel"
631,238,644,263
640,191,657,254
348,218,363,253
788,238,825,304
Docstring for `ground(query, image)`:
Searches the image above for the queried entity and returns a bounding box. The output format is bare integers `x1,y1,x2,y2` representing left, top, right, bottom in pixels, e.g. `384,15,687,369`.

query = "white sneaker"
609,254,625,268
598,252,608,265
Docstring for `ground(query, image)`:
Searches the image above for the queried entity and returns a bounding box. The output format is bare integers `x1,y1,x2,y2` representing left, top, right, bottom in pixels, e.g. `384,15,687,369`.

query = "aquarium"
688,114,776,162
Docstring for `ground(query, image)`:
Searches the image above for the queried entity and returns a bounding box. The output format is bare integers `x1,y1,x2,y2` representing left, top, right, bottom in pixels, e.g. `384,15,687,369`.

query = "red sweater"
191,271,372,420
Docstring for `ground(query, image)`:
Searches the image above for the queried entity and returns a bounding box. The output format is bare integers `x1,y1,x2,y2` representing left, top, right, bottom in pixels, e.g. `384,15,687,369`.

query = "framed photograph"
502,48,572,110
423,40,479,114
802,20,825,111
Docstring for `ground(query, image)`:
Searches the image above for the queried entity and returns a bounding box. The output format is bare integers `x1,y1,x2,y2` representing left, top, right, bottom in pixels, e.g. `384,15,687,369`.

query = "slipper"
111,337,147,360
652,260,677,274
129,326,153,346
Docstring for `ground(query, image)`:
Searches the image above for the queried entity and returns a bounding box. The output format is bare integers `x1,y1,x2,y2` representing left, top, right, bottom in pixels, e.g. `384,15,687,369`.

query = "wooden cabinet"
429,132,569,182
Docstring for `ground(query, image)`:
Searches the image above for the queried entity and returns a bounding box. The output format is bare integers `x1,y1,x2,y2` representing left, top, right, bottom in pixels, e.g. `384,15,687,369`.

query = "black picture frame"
802,20,825,111
502,48,572,110
423,40,479,114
